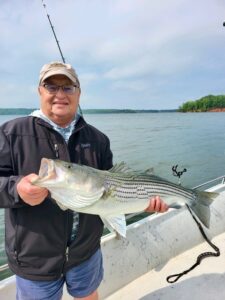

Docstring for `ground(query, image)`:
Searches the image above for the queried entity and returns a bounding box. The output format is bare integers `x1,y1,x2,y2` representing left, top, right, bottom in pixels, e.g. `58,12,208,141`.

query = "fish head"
32,158,74,188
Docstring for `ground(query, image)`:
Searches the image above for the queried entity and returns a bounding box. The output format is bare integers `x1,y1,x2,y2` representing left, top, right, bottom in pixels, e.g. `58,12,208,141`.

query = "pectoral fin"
75,187,105,207
50,187,105,210
101,214,127,238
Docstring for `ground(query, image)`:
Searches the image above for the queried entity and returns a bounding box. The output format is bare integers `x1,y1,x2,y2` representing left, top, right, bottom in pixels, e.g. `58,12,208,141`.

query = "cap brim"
40,70,77,85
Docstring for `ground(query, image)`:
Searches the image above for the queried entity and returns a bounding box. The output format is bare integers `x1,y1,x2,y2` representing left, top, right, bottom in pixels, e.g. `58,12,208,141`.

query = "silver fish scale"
105,174,195,202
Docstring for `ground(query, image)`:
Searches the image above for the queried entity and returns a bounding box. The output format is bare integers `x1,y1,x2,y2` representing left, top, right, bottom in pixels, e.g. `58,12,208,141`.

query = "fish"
32,158,218,237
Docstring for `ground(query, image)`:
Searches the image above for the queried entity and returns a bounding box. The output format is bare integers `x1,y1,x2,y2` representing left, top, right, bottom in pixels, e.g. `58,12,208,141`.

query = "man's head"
38,62,81,127
39,62,80,87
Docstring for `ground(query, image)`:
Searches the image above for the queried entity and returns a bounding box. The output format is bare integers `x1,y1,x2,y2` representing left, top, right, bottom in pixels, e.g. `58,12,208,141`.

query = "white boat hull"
1,183,225,299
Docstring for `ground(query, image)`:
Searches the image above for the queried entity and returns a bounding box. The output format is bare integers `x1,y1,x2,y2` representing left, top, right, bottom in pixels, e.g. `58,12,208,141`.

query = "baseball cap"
39,61,80,87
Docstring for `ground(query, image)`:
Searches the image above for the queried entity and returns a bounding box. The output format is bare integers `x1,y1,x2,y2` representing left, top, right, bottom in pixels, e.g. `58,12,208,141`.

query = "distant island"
178,95,225,112
0,108,177,115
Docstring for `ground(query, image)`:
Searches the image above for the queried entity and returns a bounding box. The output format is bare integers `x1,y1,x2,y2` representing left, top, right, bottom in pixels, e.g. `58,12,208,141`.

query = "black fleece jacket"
0,115,113,280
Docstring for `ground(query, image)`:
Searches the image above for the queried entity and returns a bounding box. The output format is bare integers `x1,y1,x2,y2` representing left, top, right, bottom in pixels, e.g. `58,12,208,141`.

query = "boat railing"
192,175,225,189
1,174,225,276
0,264,8,272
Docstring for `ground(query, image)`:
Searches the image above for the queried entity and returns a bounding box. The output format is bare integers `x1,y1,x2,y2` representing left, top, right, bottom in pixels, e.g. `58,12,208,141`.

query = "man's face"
38,74,80,127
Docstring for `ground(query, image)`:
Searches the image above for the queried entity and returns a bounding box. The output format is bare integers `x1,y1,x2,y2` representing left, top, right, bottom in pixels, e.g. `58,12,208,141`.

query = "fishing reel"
172,165,187,185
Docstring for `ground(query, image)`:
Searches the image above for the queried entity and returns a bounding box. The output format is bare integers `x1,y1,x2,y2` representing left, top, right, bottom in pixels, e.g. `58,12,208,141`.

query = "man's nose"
55,87,66,96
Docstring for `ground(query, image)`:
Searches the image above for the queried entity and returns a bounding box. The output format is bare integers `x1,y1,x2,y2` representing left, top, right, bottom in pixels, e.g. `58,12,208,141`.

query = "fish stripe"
105,176,195,201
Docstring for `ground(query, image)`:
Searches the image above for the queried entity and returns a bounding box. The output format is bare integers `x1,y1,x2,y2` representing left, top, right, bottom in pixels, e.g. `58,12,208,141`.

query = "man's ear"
77,89,81,103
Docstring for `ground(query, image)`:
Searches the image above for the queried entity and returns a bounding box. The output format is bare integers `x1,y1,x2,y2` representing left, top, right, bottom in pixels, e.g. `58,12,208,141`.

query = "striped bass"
32,158,218,237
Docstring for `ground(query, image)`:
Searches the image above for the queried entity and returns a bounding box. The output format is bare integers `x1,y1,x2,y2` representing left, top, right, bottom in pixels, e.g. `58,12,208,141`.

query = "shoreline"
0,109,177,115
1,108,225,115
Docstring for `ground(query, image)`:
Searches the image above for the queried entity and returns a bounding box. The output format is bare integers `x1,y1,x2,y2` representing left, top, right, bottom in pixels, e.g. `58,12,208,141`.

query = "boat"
0,176,225,299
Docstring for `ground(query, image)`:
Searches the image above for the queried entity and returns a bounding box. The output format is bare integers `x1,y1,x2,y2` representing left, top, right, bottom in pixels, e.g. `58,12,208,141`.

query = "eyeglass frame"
40,82,79,95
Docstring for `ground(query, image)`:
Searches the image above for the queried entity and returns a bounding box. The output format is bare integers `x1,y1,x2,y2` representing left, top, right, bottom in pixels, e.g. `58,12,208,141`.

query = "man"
0,62,168,300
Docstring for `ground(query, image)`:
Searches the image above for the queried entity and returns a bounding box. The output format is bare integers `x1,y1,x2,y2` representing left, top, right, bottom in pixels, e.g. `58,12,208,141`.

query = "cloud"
111,79,151,92
0,0,225,109
79,72,99,86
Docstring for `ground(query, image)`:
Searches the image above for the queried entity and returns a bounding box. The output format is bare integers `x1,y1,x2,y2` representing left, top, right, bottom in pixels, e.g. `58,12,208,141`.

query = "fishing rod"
41,0,65,63
40,1,83,115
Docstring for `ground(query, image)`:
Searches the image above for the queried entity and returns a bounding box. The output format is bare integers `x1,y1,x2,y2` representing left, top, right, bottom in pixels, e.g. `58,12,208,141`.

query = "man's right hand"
16,174,48,206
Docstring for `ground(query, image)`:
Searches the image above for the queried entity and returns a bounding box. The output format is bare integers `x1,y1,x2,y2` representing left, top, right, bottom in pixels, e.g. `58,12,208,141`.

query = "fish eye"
63,163,71,169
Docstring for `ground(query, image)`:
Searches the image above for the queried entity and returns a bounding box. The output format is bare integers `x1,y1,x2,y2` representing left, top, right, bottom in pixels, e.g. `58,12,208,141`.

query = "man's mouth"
53,101,69,106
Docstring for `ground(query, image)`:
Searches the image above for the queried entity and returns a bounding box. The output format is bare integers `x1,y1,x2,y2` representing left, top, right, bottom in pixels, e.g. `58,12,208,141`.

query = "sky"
0,0,225,110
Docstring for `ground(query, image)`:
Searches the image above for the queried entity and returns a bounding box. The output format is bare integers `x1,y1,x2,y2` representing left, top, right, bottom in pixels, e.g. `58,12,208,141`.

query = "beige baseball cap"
39,61,80,87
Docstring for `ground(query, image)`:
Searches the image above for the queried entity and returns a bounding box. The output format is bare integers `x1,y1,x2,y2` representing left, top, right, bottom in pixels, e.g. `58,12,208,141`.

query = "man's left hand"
145,196,169,213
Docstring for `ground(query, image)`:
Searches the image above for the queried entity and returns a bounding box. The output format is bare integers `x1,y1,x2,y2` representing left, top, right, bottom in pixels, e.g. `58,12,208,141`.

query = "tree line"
178,95,225,112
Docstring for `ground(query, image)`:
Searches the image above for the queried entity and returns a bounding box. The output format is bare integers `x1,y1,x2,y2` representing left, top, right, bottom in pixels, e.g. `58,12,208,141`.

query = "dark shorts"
16,249,103,300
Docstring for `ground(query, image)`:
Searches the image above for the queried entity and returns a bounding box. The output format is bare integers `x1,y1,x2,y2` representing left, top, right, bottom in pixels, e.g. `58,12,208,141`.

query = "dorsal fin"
109,162,133,173
142,167,154,175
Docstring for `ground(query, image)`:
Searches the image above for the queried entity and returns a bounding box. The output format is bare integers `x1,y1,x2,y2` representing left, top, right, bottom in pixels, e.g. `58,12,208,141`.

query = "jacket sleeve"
0,127,25,208
102,136,113,171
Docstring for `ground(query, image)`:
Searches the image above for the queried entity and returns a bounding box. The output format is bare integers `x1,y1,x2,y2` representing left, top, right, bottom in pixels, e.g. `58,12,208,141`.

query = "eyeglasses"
42,83,78,95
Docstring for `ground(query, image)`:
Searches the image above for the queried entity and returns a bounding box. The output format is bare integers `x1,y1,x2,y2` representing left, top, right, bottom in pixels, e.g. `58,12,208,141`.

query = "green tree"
178,95,225,112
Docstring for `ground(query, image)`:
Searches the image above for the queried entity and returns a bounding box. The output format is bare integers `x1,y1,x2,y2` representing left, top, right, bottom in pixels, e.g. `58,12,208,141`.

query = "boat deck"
105,231,225,300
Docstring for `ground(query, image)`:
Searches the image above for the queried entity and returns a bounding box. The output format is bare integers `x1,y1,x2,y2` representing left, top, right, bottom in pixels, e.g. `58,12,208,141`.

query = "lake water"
1,112,225,274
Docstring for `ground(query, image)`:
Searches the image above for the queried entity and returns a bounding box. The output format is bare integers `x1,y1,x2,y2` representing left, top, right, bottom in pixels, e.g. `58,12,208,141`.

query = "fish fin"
142,167,154,175
189,203,211,228
196,191,218,205
101,215,127,238
56,202,68,211
190,191,218,228
110,163,155,175
51,188,105,209
50,195,68,211
169,203,183,209
109,162,134,174
74,188,105,208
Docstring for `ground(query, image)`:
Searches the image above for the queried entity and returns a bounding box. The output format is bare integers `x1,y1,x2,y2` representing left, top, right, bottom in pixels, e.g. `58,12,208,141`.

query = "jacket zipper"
54,144,59,158
65,247,69,262
46,126,76,275
14,250,20,265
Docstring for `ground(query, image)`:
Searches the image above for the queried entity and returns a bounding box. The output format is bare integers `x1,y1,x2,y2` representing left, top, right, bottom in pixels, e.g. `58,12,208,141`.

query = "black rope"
166,204,220,283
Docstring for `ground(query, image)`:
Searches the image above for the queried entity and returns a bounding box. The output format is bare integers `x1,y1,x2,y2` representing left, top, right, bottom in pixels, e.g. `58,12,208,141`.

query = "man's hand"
145,196,169,213
17,174,48,206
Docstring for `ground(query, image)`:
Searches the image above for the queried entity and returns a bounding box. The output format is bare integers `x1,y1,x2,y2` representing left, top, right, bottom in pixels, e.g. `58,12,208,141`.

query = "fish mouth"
38,158,57,181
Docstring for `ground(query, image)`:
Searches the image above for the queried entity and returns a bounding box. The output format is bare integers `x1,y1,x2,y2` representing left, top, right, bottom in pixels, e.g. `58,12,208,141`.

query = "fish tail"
190,191,218,228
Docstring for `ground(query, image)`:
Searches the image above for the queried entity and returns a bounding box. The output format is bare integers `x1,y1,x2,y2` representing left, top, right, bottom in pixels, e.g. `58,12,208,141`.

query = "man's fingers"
16,174,48,206
145,196,169,213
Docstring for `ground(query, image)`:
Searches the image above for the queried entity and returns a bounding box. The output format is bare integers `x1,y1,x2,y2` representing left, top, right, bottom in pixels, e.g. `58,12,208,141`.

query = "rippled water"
1,112,225,273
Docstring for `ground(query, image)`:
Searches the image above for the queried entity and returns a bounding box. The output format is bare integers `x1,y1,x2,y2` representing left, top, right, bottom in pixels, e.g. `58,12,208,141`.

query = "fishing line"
40,1,83,115
166,204,220,283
